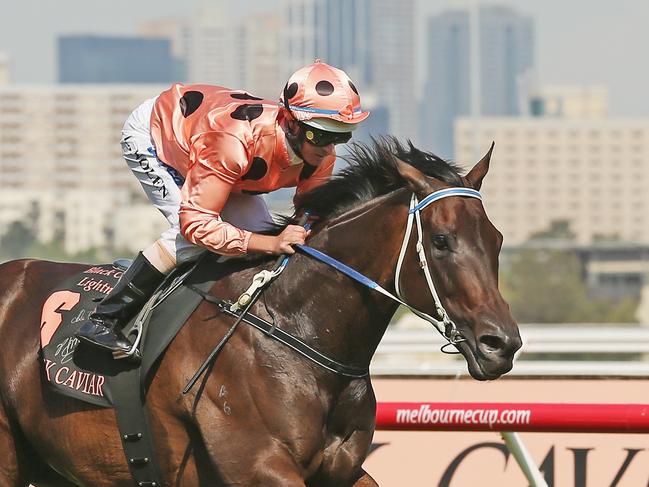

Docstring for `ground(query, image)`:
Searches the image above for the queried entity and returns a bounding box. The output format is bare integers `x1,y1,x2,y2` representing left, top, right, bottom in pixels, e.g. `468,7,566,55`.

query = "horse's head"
395,143,521,380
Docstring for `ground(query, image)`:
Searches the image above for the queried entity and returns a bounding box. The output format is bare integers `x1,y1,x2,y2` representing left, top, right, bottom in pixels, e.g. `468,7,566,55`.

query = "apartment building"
455,117,649,245
0,84,167,254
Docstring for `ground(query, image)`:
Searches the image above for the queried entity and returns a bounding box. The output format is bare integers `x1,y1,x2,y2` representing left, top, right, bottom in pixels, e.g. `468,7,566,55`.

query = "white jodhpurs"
121,97,276,271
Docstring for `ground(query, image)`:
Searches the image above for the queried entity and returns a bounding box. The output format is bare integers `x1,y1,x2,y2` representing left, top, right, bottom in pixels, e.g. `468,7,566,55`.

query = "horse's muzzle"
458,320,522,380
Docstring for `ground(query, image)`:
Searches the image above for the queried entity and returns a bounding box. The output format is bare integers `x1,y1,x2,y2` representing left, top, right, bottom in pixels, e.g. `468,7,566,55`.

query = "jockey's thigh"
121,98,200,264
121,97,181,226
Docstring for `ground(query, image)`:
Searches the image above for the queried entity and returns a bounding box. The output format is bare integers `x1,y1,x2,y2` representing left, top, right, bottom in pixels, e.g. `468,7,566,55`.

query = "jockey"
77,60,370,356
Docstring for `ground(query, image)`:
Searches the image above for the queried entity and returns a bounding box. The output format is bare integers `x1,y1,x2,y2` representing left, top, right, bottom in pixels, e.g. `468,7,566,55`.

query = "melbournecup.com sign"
364,378,649,486
393,404,532,429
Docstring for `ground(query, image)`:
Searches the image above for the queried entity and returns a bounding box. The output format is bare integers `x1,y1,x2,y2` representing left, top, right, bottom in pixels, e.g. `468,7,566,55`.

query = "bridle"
395,188,482,351
296,186,483,352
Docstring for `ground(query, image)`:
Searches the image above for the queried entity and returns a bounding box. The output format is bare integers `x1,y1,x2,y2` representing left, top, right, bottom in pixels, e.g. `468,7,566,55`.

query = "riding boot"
76,252,165,355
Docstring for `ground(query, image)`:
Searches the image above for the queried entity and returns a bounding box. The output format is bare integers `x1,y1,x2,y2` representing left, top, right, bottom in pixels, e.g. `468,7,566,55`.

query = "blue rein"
294,244,382,291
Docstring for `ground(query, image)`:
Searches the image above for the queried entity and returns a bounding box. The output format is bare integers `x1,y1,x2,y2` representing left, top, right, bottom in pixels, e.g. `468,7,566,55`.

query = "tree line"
1,220,640,323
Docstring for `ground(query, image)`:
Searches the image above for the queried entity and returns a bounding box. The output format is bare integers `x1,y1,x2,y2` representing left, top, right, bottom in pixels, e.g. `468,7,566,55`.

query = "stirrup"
116,265,195,362
78,333,140,363
113,346,142,362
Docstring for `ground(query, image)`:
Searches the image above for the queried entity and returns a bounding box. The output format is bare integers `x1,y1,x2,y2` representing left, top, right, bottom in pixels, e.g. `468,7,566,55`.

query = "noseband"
297,187,483,352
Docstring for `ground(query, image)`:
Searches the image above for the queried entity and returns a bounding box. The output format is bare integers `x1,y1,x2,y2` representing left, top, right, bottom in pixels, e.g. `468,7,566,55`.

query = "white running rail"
371,323,649,376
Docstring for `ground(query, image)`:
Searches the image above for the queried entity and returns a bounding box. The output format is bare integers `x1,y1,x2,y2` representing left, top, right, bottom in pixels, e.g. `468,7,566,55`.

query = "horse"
0,137,521,486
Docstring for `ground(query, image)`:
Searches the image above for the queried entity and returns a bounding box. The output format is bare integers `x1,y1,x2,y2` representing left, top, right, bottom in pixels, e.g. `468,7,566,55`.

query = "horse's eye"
432,235,449,251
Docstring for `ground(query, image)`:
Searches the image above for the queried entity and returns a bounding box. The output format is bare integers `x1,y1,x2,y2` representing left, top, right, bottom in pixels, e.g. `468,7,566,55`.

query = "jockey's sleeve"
179,132,253,255
293,155,336,206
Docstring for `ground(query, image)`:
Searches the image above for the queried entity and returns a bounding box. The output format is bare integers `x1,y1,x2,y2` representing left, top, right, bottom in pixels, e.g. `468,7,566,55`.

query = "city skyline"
1,0,649,117
2,0,649,255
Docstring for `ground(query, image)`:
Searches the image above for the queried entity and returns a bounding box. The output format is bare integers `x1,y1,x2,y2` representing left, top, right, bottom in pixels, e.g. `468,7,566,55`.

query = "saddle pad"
39,259,217,407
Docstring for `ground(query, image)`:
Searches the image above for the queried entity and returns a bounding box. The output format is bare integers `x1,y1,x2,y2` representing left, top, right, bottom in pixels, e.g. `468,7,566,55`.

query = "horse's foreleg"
351,470,379,487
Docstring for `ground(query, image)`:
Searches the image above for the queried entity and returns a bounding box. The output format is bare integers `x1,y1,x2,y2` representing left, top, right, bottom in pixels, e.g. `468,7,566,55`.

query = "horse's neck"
270,192,407,369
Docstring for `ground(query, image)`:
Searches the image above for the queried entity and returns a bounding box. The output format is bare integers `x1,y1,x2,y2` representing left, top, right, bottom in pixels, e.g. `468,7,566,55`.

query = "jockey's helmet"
280,60,370,134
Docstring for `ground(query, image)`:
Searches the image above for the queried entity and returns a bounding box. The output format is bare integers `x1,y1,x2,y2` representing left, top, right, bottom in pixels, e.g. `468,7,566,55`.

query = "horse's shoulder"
0,258,88,295
0,257,87,271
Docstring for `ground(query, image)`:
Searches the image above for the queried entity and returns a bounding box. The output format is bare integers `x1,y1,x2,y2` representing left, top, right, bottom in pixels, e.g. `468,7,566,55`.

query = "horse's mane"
294,136,465,221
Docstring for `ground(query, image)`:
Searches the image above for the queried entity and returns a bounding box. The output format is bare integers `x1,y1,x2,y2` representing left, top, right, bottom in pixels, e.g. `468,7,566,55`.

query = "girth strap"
186,285,368,378
109,366,164,486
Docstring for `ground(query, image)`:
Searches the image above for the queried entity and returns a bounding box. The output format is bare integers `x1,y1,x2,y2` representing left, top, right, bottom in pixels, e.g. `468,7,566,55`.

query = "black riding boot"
76,252,165,356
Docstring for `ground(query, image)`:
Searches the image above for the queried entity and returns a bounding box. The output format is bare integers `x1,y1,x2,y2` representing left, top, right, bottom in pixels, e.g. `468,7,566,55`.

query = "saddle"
40,256,217,406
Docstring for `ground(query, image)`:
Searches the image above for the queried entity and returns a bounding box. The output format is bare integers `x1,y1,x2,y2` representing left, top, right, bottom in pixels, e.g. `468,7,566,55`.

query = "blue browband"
410,187,482,213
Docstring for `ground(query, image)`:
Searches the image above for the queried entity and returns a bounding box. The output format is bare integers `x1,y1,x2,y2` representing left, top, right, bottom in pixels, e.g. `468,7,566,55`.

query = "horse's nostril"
479,334,507,354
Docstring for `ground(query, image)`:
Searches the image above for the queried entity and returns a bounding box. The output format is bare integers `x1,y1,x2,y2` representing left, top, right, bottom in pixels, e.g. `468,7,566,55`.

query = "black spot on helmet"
315,80,334,96
285,82,299,99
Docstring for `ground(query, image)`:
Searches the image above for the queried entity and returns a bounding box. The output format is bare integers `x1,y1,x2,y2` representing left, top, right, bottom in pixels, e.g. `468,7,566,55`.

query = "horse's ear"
464,141,494,190
395,157,434,196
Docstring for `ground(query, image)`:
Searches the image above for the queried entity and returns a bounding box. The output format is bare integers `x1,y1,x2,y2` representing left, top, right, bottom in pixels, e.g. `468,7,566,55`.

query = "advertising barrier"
363,378,649,487
376,402,649,433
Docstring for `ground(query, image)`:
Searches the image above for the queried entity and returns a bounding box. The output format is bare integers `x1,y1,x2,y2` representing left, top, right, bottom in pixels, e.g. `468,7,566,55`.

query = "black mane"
295,136,465,220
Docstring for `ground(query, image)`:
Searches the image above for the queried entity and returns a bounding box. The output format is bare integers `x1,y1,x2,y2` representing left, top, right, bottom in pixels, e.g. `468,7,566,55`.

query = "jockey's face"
300,139,336,166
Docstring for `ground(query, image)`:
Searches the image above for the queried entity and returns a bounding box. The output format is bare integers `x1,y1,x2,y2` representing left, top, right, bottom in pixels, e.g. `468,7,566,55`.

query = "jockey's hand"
274,225,309,254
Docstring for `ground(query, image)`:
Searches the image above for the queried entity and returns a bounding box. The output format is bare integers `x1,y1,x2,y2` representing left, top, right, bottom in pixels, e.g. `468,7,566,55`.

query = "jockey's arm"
179,132,306,256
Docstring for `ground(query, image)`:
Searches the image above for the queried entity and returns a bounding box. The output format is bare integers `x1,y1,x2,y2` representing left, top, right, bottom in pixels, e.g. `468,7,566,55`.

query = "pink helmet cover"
280,60,370,127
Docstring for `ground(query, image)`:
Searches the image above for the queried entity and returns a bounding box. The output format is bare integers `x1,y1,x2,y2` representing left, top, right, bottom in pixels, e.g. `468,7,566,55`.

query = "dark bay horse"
0,138,521,486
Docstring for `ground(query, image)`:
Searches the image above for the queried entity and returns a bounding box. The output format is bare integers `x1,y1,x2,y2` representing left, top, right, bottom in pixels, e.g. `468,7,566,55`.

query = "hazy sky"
2,0,648,116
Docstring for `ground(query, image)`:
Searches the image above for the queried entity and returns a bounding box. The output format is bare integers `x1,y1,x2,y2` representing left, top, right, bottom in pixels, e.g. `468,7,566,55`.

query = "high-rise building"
420,10,470,157
281,0,321,79
479,6,535,116
58,36,177,84
240,12,283,99
281,0,372,84
370,0,417,142
137,19,191,82
320,0,372,87
422,6,535,157
186,3,241,87
139,9,282,96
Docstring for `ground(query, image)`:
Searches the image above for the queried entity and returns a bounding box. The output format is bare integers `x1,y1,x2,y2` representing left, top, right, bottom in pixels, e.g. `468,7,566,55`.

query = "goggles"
299,122,352,147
